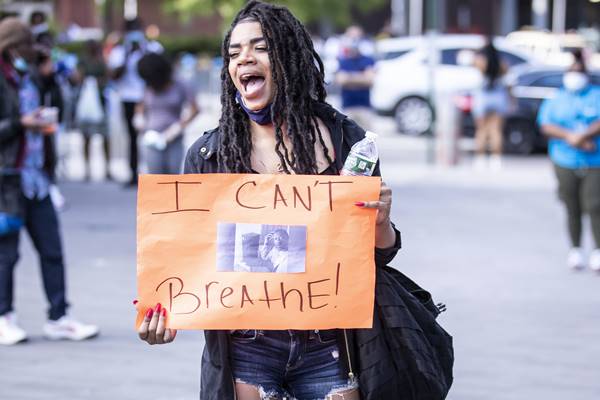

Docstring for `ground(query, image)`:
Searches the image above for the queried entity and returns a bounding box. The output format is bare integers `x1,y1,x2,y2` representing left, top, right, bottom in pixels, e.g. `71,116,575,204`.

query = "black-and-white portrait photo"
216,223,307,273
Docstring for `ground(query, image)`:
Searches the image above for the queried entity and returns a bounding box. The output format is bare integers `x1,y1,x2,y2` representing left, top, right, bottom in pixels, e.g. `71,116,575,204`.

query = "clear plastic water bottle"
340,131,378,176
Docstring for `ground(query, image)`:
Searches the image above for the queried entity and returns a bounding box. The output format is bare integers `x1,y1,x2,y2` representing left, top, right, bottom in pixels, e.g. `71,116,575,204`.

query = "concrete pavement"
2,123,600,399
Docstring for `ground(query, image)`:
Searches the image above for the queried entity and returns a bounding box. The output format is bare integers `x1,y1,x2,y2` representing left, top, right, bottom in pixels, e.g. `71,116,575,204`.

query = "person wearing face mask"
107,18,163,187
31,46,67,210
538,51,600,272
335,26,375,131
135,3,453,400
0,18,99,346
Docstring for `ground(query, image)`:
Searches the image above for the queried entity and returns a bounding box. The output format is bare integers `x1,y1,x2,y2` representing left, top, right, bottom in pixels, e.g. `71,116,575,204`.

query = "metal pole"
500,0,517,35
124,0,138,20
532,0,549,30
552,0,566,33
425,0,437,165
391,0,407,36
409,0,423,36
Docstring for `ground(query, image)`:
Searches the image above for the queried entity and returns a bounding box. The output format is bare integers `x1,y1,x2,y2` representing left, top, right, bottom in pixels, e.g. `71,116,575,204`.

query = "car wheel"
394,96,433,136
503,118,536,155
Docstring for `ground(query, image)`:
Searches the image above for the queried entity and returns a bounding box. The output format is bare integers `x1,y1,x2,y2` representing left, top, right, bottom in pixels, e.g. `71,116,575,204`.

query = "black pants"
123,101,139,181
554,164,600,248
0,195,68,320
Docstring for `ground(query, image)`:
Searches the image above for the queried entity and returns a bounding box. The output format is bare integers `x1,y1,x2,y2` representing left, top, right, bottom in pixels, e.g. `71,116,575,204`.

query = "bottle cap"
365,131,378,139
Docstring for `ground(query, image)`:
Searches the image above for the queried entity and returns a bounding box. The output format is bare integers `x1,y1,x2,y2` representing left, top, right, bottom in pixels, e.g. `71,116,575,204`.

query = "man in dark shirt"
335,26,375,130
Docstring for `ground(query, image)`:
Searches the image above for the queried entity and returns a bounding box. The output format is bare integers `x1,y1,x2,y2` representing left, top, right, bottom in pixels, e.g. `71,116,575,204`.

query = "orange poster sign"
136,173,380,330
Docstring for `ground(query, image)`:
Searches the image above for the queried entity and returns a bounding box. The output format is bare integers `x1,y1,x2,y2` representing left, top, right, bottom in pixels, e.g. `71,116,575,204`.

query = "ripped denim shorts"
229,329,358,399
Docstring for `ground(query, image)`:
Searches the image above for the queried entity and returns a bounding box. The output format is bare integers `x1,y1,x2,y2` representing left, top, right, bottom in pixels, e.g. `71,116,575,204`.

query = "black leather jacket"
0,71,25,217
183,103,453,400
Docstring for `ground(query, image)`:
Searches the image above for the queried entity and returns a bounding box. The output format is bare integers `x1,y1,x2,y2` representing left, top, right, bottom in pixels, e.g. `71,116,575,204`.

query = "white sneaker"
590,249,600,272
473,155,487,170
490,155,503,172
567,247,585,270
43,315,99,341
0,312,28,345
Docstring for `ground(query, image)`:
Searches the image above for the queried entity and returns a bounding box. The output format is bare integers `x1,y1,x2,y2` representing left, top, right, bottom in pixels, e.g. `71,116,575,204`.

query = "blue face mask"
125,31,145,45
236,91,273,125
13,56,28,73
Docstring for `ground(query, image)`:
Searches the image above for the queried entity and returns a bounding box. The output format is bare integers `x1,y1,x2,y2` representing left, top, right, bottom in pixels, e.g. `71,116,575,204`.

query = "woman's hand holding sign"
355,181,396,249
136,302,178,345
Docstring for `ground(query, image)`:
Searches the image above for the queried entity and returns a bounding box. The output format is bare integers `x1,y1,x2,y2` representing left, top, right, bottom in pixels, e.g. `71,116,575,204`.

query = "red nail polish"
162,308,167,317
355,202,365,207
155,303,162,313
133,300,138,305
146,308,154,319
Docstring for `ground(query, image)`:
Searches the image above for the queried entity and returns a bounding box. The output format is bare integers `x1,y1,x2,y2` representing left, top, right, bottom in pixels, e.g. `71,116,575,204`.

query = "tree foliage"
163,0,387,31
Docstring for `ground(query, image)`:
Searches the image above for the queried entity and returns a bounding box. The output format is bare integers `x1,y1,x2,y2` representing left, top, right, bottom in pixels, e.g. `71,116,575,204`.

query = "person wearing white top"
107,19,163,186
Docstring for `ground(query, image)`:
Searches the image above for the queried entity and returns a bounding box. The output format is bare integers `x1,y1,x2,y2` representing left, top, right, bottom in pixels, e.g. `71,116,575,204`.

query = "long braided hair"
217,0,332,174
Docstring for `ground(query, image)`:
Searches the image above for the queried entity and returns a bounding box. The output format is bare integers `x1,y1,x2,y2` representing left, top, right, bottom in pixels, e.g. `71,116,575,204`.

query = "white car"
505,30,587,67
372,34,537,135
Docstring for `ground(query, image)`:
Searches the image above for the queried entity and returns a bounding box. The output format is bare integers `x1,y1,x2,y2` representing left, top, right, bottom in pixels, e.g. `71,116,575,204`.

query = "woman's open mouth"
239,73,266,98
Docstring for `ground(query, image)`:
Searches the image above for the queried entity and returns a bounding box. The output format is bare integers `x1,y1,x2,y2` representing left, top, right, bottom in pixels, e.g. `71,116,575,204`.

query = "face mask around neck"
235,91,273,125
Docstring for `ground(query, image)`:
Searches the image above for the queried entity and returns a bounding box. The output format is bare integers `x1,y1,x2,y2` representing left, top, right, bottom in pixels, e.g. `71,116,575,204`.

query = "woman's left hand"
355,181,392,226
355,182,396,249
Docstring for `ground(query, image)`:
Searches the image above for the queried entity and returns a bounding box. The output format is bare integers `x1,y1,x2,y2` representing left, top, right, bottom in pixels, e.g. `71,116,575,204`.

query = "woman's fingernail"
146,308,154,319
133,300,138,305
155,303,162,313
162,308,167,317
354,202,365,207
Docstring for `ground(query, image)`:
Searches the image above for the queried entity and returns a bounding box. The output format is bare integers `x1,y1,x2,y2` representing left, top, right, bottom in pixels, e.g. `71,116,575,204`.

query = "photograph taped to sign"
136,173,381,330
217,223,307,273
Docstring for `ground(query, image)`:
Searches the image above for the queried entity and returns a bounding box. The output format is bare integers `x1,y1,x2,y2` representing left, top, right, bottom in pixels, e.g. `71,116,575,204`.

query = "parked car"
372,34,537,136
457,65,600,154
505,30,588,67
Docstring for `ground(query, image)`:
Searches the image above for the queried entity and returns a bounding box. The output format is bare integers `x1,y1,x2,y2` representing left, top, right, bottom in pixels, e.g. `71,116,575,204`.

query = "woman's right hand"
137,303,178,345
264,233,274,245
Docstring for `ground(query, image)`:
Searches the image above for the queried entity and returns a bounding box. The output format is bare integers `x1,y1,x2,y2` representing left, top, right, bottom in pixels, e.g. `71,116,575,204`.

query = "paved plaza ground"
2,121,600,399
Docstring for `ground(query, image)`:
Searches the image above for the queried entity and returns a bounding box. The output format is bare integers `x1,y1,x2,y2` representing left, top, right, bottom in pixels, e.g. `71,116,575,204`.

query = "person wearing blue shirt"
335,26,375,130
537,52,600,272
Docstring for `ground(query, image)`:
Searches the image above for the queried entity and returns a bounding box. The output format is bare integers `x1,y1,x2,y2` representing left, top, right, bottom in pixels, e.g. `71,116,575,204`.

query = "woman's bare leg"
327,387,361,399
235,382,279,400
474,116,490,155
83,134,91,180
488,113,504,156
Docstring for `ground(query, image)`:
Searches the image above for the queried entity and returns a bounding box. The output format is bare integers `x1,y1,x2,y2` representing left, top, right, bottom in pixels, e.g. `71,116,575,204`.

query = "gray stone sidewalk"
1,144,600,399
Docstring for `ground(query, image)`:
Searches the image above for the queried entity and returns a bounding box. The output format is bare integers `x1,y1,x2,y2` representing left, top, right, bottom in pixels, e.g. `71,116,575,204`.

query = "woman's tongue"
244,77,265,97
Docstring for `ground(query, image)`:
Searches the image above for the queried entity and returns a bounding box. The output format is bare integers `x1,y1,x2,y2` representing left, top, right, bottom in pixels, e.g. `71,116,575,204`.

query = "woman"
538,51,600,271
31,46,66,209
472,37,509,170
137,2,404,399
136,52,199,174
259,229,289,273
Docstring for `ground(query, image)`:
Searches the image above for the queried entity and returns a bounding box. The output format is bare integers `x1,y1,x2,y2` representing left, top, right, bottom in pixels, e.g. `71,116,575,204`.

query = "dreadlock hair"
217,0,331,174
